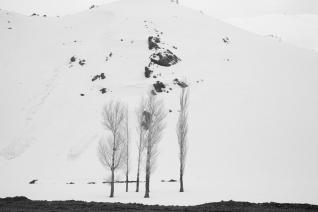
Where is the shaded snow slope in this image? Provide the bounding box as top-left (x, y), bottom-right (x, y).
top-left (0, 0), bottom-right (318, 205)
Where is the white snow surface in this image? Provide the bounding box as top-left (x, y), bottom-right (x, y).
top-left (227, 14), bottom-right (318, 52)
top-left (0, 0), bottom-right (318, 205)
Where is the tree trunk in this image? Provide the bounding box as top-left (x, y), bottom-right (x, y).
top-left (136, 128), bottom-right (143, 192)
top-left (110, 134), bottom-right (116, 198)
top-left (110, 168), bottom-right (115, 197)
top-left (136, 156), bottom-right (141, 192)
top-left (125, 171), bottom-right (129, 192)
top-left (179, 169), bottom-right (184, 192)
top-left (144, 146), bottom-right (151, 198)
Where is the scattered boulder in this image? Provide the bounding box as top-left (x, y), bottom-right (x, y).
top-left (80, 94), bottom-right (85, 96)
top-left (150, 49), bottom-right (180, 67)
top-left (173, 79), bottom-right (188, 88)
top-left (169, 109), bottom-right (173, 113)
top-left (222, 37), bottom-right (230, 44)
top-left (92, 73), bottom-right (106, 82)
top-left (153, 81), bottom-right (166, 93)
top-left (148, 36), bottom-right (160, 50)
top-left (29, 179), bottom-right (38, 184)
top-left (168, 179), bottom-right (177, 182)
top-left (70, 56), bottom-right (76, 63)
top-left (144, 66), bottom-right (153, 78)
top-left (100, 88), bottom-right (108, 94)
top-left (66, 182), bottom-right (75, 185)
top-left (79, 59), bottom-right (86, 66)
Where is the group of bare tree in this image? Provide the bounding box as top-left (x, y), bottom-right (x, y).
top-left (98, 87), bottom-right (189, 198)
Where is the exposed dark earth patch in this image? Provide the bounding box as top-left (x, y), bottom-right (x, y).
top-left (1, 197), bottom-right (317, 212)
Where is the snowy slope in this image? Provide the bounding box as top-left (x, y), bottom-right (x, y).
top-left (227, 14), bottom-right (318, 52)
top-left (1, 0), bottom-right (318, 205)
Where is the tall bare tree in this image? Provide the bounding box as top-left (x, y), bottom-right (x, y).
top-left (135, 99), bottom-right (147, 192)
top-left (124, 106), bottom-right (130, 192)
top-left (177, 87), bottom-right (189, 192)
top-left (98, 101), bottom-right (125, 198)
top-left (143, 93), bottom-right (167, 198)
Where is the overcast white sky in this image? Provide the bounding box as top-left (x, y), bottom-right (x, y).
top-left (0, 0), bottom-right (318, 18)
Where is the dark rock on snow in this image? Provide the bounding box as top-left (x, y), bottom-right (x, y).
top-left (29, 179), bottom-right (38, 184)
top-left (153, 81), bottom-right (166, 93)
top-left (100, 88), bottom-right (107, 94)
top-left (150, 49), bottom-right (180, 67)
top-left (144, 66), bottom-right (153, 78)
top-left (148, 36), bottom-right (161, 50)
top-left (92, 73), bottom-right (106, 82)
top-left (173, 78), bottom-right (188, 88)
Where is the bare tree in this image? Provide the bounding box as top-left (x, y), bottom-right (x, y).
top-left (135, 99), bottom-right (147, 192)
top-left (98, 101), bottom-right (126, 198)
top-left (177, 87), bottom-right (189, 192)
top-left (124, 106), bottom-right (130, 192)
top-left (143, 93), bottom-right (167, 198)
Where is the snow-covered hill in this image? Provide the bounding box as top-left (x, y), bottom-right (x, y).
top-left (227, 14), bottom-right (318, 52)
top-left (0, 0), bottom-right (318, 205)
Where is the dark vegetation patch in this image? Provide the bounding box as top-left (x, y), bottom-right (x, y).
top-left (153, 81), bottom-right (166, 93)
top-left (89, 5), bottom-right (96, 9)
top-left (1, 197), bottom-right (318, 212)
top-left (92, 73), bottom-right (106, 82)
top-left (173, 79), bottom-right (188, 88)
top-left (150, 49), bottom-right (180, 67)
top-left (80, 94), bottom-right (85, 97)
